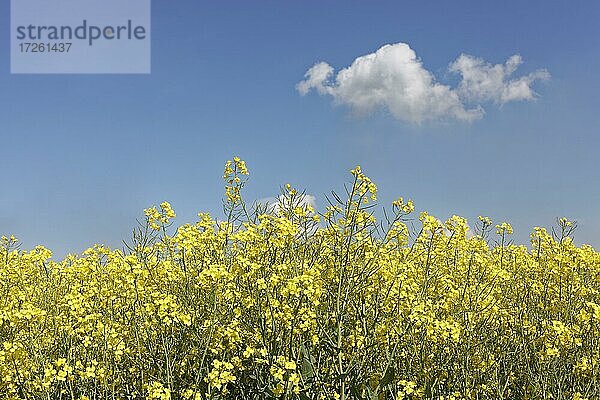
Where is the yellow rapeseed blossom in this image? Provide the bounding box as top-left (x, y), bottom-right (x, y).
top-left (0, 158), bottom-right (598, 399)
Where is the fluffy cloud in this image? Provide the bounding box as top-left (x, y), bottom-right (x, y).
top-left (296, 62), bottom-right (334, 96)
top-left (449, 54), bottom-right (550, 104)
top-left (262, 193), bottom-right (317, 215)
top-left (297, 43), bottom-right (549, 124)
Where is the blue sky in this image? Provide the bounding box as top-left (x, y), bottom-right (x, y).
top-left (1, 1), bottom-right (599, 257)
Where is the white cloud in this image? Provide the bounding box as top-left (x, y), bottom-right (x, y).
top-left (261, 194), bottom-right (317, 216)
top-left (297, 43), bottom-right (549, 124)
top-left (296, 62), bottom-right (334, 96)
top-left (449, 54), bottom-right (550, 104)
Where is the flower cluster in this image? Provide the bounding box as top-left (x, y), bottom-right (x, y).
top-left (1, 158), bottom-right (599, 399)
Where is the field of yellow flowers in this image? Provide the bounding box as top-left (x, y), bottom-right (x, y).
top-left (2, 158), bottom-right (600, 400)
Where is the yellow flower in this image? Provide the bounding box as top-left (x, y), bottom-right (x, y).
top-left (1, 159), bottom-right (599, 399)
